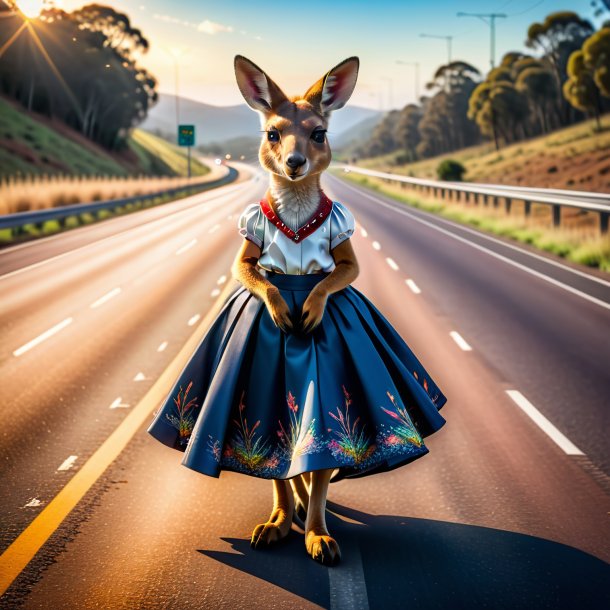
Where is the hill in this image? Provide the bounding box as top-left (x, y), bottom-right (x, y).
top-left (353, 115), bottom-right (610, 193)
top-left (0, 96), bottom-right (207, 179)
top-left (141, 93), bottom-right (382, 150)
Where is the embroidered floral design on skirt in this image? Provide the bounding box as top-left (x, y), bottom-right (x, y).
top-left (147, 271), bottom-right (448, 482)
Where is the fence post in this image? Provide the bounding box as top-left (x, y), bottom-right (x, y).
top-left (504, 197), bottom-right (512, 215)
top-left (600, 211), bottom-right (609, 235)
top-left (552, 204), bottom-right (561, 229)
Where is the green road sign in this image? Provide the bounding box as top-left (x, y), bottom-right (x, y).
top-left (178, 124), bottom-right (195, 147)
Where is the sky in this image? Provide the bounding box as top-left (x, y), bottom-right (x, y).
top-left (50, 0), bottom-right (606, 110)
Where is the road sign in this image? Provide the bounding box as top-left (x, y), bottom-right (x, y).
top-left (178, 125), bottom-right (195, 147)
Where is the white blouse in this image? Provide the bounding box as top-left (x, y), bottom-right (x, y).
top-left (238, 200), bottom-right (355, 275)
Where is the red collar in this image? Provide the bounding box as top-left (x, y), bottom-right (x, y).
top-left (259, 192), bottom-right (334, 243)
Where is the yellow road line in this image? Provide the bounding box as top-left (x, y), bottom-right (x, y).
top-left (0, 278), bottom-right (240, 596)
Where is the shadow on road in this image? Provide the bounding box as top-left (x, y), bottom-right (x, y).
top-left (198, 501), bottom-right (610, 610)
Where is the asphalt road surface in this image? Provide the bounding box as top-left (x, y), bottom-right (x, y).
top-left (1, 166), bottom-right (609, 609)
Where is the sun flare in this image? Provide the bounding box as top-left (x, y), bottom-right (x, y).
top-left (17, 0), bottom-right (45, 19)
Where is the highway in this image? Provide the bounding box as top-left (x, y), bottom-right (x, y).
top-left (0, 165), bottom-right (608, 609)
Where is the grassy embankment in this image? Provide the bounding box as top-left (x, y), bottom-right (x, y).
top-left (0, 97), bottom-right (212, 246)
top-left (349, 115), bottom-right (610, 193)
top-left (333, 117), bottom-right (610, 272)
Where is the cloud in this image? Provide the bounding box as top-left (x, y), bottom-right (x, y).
top-left (197, 19), bottom-right (234, 35)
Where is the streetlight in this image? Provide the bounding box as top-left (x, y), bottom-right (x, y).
top-left (419, 33), bottom-right (453, 64)
top-left (396, 60), bottom-right (420, 102)
top-left (456, 12), bottom-right (506, 69)
top-left (162, 45), bottom-right (189, 139)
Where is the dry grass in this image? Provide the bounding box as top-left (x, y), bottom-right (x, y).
top-left (354, 115), bottom-right (610, 193)
top-left (0, 173), bottom-right (211, 215)
top-left (334, 169), bottom-right (610, 272)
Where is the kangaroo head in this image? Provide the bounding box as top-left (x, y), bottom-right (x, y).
top-left (234, 55), bottom-right (359, 183)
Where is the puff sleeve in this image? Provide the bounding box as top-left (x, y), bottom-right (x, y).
top-left (329, 201), bottom-right (355, 250)
top-left (237, 203), bottom-right (264, 248)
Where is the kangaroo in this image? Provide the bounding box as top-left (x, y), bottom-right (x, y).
top-left (231, 55), bottom-right (360, 566)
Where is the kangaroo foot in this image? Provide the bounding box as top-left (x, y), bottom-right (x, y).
top-left (305, 527), bottom-right (341, 566)
top-left (251, 507), bottom-right (293, 549)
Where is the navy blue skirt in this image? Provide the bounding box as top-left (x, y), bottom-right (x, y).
top-left (147, 271), bottom-right (447, 483)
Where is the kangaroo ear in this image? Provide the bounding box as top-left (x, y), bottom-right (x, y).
top-left (304, 56), bottom-right (359, 116)
top-left (234, 55), bottom-right (289, 114)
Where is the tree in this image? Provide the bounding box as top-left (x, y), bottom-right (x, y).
top-left (396, 104), bottom-right (422, 161)
top-left (580, 27), bottom-right (610, 97)
top-left (526, 11), bottom-right (594, 124)
top-left (516, 67), bottom-right (557, 133)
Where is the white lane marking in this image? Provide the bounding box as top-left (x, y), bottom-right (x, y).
top-left (0, 180), bottom-right (252, 281)
top-left (386, 257), bottom-right (399, 271)
top-left (334, 174), bottom-right (610, 289)
top-left (57, 456), bottom-right (78, 471)
top-left (449, 330), bottom-right (472, 351)
top-left (217, 275), bottom-right (227, 285)
top-left (335, 178), bottom-right (610, 311)
top-left (372, 241), bottom-right (381, 251)
top-left (13, 317), bottom-right (73, 357)
top-left (506, 390), bottom-right (585, 455)
top-left (23, 498), bottom-right (42, 508)
top-left (360, 227), bottom-right (368, 238)
top-left (209, 224), bottom-right (220, 234)
top-left (109, 397), bottom-right (130, 409)
top-left (157, 341), bottom-right (168, 352)
top-left (405, 279), bottom-right (421, 294)
top-left (90, 287), bottom-right (121, 309)
top-left (188, 314), bottom-right (201, 326)
top-left (133, 372), bottom-right (150, 382)
top-left (176, 239), bottom-right (197, 255)
top-left (210, 288), bottom-right (221, 297)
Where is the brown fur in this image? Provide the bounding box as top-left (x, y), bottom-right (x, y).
top-left (232, 55), bottom-right (360, 566)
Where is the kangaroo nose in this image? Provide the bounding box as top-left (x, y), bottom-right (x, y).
top-left (286, 153), bottom-right (306, 169)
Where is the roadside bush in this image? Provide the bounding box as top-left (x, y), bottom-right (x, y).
top-left (437, 159), bottom-right (466, 181)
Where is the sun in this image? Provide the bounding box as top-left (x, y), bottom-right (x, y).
top-left (16, 0), bottom-right (45, 19)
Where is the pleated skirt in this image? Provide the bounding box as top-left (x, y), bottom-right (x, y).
top-left (147, 271), bottom-right (447, 483)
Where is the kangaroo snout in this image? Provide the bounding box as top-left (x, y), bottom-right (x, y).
top-left (285, 152), bottom-right (308, 180)
top-left (286, 152), bottom-right (306, 169)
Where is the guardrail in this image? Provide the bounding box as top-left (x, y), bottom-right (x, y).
top-left (0, 166), bottom-right (238, 234)
top-left (335, 164), bottom-right (610, 235)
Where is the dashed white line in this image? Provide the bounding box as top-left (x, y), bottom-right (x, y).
top-left (109, 397), bottom-right (130, 409)
top-left (386, 257), bottom-right (399, 271)
top-left (90, 287), bottom-right (121, 309)
top-left (372, 241), bottom-right (381, 251)
top-left (13, 317), bottom-right (73, 357)
top-left (449, 331), bottom-right (472, 351)
top-left (335, 176), bottom-right (610, 311)
top-left (506, 390), bottom-right (584, 455)
top-left (57, 456), bottom-right (78, 471)
top-left (217, 275), bottom-right (227, 285)
top-left (405, 279), bottom-right (421, 294)
top-left (188, 314), bottom-right (201, 326)
top-left (209, 224), bottom-right (221, 234)
top-left (23, 498), bottom-right (42, 508)
top-left (157, 341), bottom-right (168, 352)
top-left (133, 372), bottom-right (149, 382)
top-left (360, 227), bottom-right (368, 238)
top-left (176, 239), bottom-right (197, 255)
top-left (210, 288), bottom-right (221, 297)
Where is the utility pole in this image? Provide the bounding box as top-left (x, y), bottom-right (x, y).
top-left (419, 33), bottom-right (453, 64)
top-left (456, 12), bottom-right (507, 69)
top-left (396, 60), bottom-right (420, 102)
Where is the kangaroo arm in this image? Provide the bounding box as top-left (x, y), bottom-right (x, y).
top-left (309, 238), bottom-right (359, 298)
top-left (231, 239), bottom-right (279, 301)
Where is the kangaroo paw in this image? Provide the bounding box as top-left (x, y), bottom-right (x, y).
top-left (305, 530), bottom-right (341, 566)
top-left (251, 508), bottom-right (292, 549)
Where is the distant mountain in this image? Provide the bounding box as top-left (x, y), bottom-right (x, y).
top-left (141, 93), bottom-right (382, 149)
top-left (331, 113), bottom-right (386, 155)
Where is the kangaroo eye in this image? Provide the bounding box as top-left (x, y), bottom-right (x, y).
top-left (267, 130), bottom-right (280, 142)
top-left (311, 130), bottom-right (326, 144)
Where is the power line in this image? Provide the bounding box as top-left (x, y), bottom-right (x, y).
top-left (456, 12), bottom-right (507, 69)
